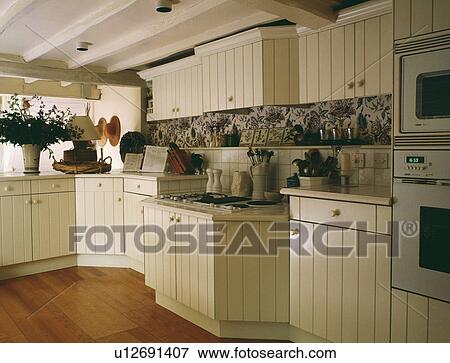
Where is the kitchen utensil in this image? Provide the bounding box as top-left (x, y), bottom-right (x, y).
top-left (249, 162), bottom-right (268, 200)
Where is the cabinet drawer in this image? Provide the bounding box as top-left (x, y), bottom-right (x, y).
top-left (124, 178), bottom-right (156, 195)
top-left (84, 178), bottom-right (115, 192)
top-left (0, 181), bottom-right (30, 196)
top-left (31, 178), bottom-right (74, 194)
top-left (300, 197), bottom-right (376, 232)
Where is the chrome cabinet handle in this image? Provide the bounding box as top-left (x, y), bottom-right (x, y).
top-left (331, 209), bottom-right (341, 217)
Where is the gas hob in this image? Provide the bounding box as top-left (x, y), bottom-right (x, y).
top-left (155, 193), bottom-right (252, 211)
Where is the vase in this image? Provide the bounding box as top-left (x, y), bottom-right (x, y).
top-left (22, 144), bottom-right (41, 173)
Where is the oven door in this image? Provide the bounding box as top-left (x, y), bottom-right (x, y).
top-left (401, 47), bottom-right (450, 133)
top-left (393, 179), bottom-right (450, 302)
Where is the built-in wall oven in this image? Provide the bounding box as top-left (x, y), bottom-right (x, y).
top-left (395, 31), bottom-right (450, 146)
top-left (393, 150), bottom-right (450, 302)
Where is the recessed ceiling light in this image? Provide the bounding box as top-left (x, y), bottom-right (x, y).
top-left (155, 0), bottom-right (172, 13)
top-left (76, 41), bottom-right (92, 52)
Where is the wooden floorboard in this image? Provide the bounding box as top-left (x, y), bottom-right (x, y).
top-left (0, 267), bottom-right (266, 343)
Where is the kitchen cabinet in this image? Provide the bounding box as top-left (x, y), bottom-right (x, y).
top-left (289, 196), bottom-right (391, 342)
top-left (123, 192), bottom-right (146, 270)
top-left (196, 26), bottom-right (299, 111)
top-left (298, 12), bottom-right (393, 101)
top-left (75, 178), bottom-right (124, 256)
top-left (144, 203), bottom-right (289, 322)
top-left (394, 0), bottom-right (450, 40)
top-left (139, 57), bottom-right (202, 121)
top-left (31, 192), bottom-right (76, 261)
top-left (0, 195), bottom-right (32, 266)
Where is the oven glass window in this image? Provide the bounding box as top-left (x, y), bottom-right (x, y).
top-left (416, 72), bottom-right (450, 118)
top-left (419, 206), bottom-right (450, 274)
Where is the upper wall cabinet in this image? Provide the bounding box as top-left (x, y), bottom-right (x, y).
top-left (195, 26), bottom-right (300, 112)
top-left (139, 57), bottom-right (202, 121)
top-left (297, 6), bottom-right (393, 103)
top-left (394, 0), bottom-right (450, 41)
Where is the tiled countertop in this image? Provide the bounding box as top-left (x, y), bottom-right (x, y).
top-left (280, 184), bottom-right (392, 206)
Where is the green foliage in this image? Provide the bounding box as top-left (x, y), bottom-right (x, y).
top-left (0, 94), bottom-right (83, 153)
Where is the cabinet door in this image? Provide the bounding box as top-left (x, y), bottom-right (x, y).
top-left (394, 0), bottom-right (411, 40)
top-left (124, 192), bottom-right (145, 263)
top-left (234, 46), bottom-right (244, 109)
top-left (202, 56), bottom-right (211, 112)
top-left (327, 226), bottom-right (343, 342)
top-left (380, 13), bottom-right (393, 94)
top-left (0, 195), bottom-right (32, 266)
top-left (299, 222), bottom-right (314, 333)
top-left (411, 0), bottom-right (432, 36)
top-left (243, 44), bottom-right (254, 107)
top-left (434, 0), bottom-right (450, 32)
top-left (342, 228), bottom-right (358, 342)
top-left (184, 67), bottom-right (192, 117)
top-left (299, 37), bottom-right (308, 103)
top-left (32, 192), bottom-right (75, 261)
top-left (355, 21), bottom-right (365, 97)
top-left (209, 53), bottom-right (219, 111)
top-left (217, 51), bottom-right (227, 110)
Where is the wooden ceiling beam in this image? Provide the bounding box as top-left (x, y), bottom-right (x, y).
top-left (67, 0), bottom-right (230, 69)
top-left (107, 10), bottom-right (278, 73)
top-left (0, 59), bottom-right (145, 87)
top-left (0, 0), bottom-right (38, 34)
top-left (234, 0), bottom-right (338, 29)
top-left (22, 0), bottom-right (137, 62)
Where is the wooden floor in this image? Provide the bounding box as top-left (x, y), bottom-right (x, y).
top-left (0, 267), bottom-right (258, 343)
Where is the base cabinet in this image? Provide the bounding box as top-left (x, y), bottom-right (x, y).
top-left (123, 192), bottom-right (147, 269)
top-left (32, 192), bottom-right (76, 261)
top-left (144, 205), bottom-right (290, 322)
top-left (0, 195), bottom-right (32, 266)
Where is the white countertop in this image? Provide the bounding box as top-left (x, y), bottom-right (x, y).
top-left (0, 171), bottom-right (207, 182)
top-left (280, 184), bottom-right (392, 206)
top-left (141, 197), bottom-right (289, 222)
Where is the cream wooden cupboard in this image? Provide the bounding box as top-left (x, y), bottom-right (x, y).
top-left (75, 177), bottom-right (124, 256)
top-left (298, 10), bottom-right (393, 102)
top-left (139, 57), bottom-right (203, 121)
top-left (289, 196), bottom-right (392, 342)
top-left (0, 178), bottom-right (76, 267)
top-left (143, 203), bottom-right (290, 323)
top-left (394, 0), bottom-right (450, 40)
top-left (196, 26), bottom-right (300, 111)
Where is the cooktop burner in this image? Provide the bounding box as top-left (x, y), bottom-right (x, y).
top-left (155, 193), bottom-right (254, 211)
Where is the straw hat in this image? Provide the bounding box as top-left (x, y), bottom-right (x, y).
top-left (95, 118), bottom-right (107, 147)
top-left (105, 115), bottom-right (121, 146)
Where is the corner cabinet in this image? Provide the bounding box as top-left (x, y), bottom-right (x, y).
top-left (298, 10), bottom-right (393, 102)
top-left (138, 57), bottom-right (203, 121)
top-left (289, 196), bottom-right (392, 342)
top-left (196, 26), bottom-right (300, 111)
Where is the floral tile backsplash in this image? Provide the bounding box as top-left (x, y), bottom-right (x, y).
top-left (147, 94), bottom-right (392, 147)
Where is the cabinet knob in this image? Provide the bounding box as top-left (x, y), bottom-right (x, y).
top-left (172, 107), bottom-right (175, 113)
top-left (357, 79), bottom-right (365, 87)
top-left (331, 209), bottom-right (341, 217)
top-left (176, 107), bottom-right (180, 112)
top-left (140, 208), bottom-right (144, 215)
top-left (51, 183), bottom-right (58, 188)
top-left (169, 216), bottom-right (175, 222)
top-left (32, 200), bottom-right (39, 205)
top-left (137, 184), bottom-right (141, 189)
top-left (98, 183), bottom-right (102, 187)
top-left (117, 197), bottom-right (122, 202)
top-left (4, 186), bottom-right (10, 192)
top-left (25, 200), bottom-right (31, 205)
top-left (228, 95), bottom-right (234, 102)
top-left (175, 216), bottom-right (181, 223)
top-left (291, 228), bottom-right (300, 236)
top-left (347, 81), bottom-right (355, 89)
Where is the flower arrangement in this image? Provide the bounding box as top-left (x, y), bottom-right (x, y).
top-left (0, 94), bottom-right (82, 154)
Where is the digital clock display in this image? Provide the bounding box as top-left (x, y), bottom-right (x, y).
top-left (406, 156), bottom-right (425, 164)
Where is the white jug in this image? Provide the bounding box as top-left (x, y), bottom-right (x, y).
top-left (250, 162), bottom-right (269, 200)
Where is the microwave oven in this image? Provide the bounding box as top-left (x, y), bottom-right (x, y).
top-left (401, 46), bottom-right (450, 133)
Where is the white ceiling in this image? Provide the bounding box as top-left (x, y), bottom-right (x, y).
top-left (0, 0), bottom-right (342, 74)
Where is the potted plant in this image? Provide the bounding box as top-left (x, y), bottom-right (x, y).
top-left (0, 94), bottom-right (82, 173)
